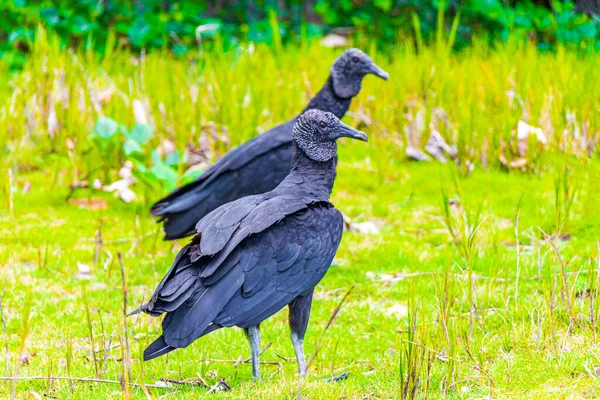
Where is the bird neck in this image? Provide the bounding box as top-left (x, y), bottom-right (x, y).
top-left (303, 76), bottom-right (352, 119)
top-left (279, 144), bottom-right (337, 200)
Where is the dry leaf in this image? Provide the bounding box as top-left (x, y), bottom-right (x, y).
top-left (406, 146), bottom-right (430, 161)
top-left (68, 198), bottom-right (108, 210)
top-left (367, 271), bottom-right (434, 282)
top-left (518, 120), bottom-right (547, 146)
top-left (425, 130), bottom-right (455, 162)
top-left (185, 162), bottom-right (209, 175)
top-left (321, 34), bottom-right (347, 48)
top-left (47, 101), bottom-right (59, 138)
top-left (20, 353), bottom-right (30, 365)
top-left (65, 137), bottom-right (75, 152)
top-left (104, 178), bottom-right (137, 203)
top-left (118, 187), bottom-right (136, 203)
top-left (350, 221), bottom-right (380, 235)
top-left (156, 139), bottom-right (176, 158)
top-left (386, 304), bottom-right (409, 318)
top-left (133, 99), bottom-right (148, 124)
top-left (343, 214), bottom-right (381, 235)
top-left (119, 161), bottom-right (134, 180)
top-left (499, 153), bottom-right (528, 169)
top-left (75, 262), bottom-right (92, 280)
top-left (22, 181), bottom-right (31, 195)
top-left (96, 87), bottom-right (115, 104)
top-left (27, 391), bottom-right (43, 400)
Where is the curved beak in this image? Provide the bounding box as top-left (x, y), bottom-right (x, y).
top-left (336, 122), bottom-right (368, 142)
top-left (368, 62), bottom-right (389, 80)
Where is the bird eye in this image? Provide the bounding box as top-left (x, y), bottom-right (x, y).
top-left (319, 121), bottom-right (327, 129)
top-left (352, 56), bottom-right (359, 63)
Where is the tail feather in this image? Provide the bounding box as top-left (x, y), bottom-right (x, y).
top-left (144, 324), bottom-right (223, 362)
top-left (143, 335), bottom-right (177, 361)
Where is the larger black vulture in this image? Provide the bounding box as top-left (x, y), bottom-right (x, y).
top-left (132, 109), bottom-right (368, 378)
top-left (151, 48), bottom-right (387, 240)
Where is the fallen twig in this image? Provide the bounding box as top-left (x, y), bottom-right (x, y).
top-left (0, 376), bottom-right (176, 389)
top-left (164, 378), bottom-right (208, 388)
top-left (325, 372), bottom-right (349, 382)
top-left (207, 378), bottom-right (231, 393)
top-left (275, 353), bottom-right (294, 363)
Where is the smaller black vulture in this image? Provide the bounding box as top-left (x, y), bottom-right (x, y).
top-left (151, 48), bottom-right (387, 240)
top-left (131, 109), bottom-right (368, 378)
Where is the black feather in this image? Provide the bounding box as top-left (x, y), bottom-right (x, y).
top-left (135, 109), bottom-right (365, 364)
top-left (151, 77), bottom-right (353, 241)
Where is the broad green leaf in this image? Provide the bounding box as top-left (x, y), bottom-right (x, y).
top-left (165, 150), bottom-right (181, 167)
top-left (8, 28), bottom-right (33, 45)
top-left (150, 163), bottom-right (178, 183)
top-left (40, 7), bottom-right (60, 27)
top-left (123, 139), bottom-right (143, 156)
top-left (577, 22), bottom-right (597, 39)
top-left (130, 123), bottom-right (153, 144)
top-left (374, 0), bottom-right (392, 12)
top-left (131, 159), bottom-right (149, 174)
top-left (71, 15), bottom-right (94, 35)
top-left (95, 117), bottom-right (118, 140)
top-left (129, 18), bottom-right (151, 48)
top-left (151, 150), bottom-right (162, 166)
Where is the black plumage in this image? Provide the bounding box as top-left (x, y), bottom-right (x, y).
top-left (132, 109), bottom-right (368, 378)
top-left (151, 48), bottom-right (388, 240)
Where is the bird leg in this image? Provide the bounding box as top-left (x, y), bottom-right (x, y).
top-left (291, 331), bottom-right (308, 377)
top-left (245, 325), bottom-right (261, 379)
top-left (288, 290), bottom-right (314, 377)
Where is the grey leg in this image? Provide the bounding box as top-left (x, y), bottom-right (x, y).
top-left (289, 290), bottom-right (314, 377)
top-left (291, 331), bottom-right (308, 377)
top-left (245, 326), bottom-right (261, 379)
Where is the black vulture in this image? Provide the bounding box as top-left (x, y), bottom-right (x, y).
top-left (151, 48), bottom-right (387, 240)
top-left (131, 109), bottom-right (368, 378)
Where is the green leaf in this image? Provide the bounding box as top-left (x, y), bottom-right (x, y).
top-left (129, 18), bottom-right (151, 48)
top-left (71, 15), bottom-right (94, 35)
top-left (374, 0), bottom-right (392, 12)
top-left (577, 22), bottom-right (597, 39)
top-left (165, 150), bottom-right (181, 167)
top-left (40, 7), bottom-right (60, 27)
top-left (118, 124), bottom-right (129, 136)
top-left (150, 163), bottom-right (178, 183)
top-left (182, 168), bottom-right (204, 184)
top-left (123, 139), bottom-right (143, 156)
top-left (131, 160), bottom-right (149, 174)
top-left (151, 150), bottom-right (162, 166)
top-left (8, 28), bottom-right (33, 45)
top-left (130, 123), bottom-right (152, 144)
top-left (95, 117), bottom-right (118, 140)
top-left (172, 44), bottom-right (189, 56)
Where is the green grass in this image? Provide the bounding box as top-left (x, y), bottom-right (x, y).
top-left (0, 31), bottom-right (600, 398)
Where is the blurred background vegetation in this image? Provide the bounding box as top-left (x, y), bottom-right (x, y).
top-left (2, 0), bottom-right (600, 69)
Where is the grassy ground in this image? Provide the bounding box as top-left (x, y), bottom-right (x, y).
top-left (0, 33), bottom-right (600, 398)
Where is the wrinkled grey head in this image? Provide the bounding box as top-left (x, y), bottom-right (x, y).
top-left (330, 48), bottom-right (389, 99)
top-left (293, 109), bottom-right (368, 162)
